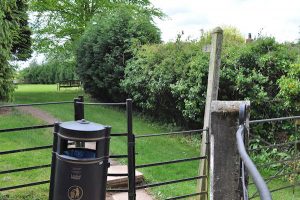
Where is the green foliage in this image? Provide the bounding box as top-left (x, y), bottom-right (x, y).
top-left (76, 7), bottom-right (161, 101)
top-left (122, 41), bottom-right (209, 125)
top-left (0, 0), bottom-right (32, 101)
top-left (221, 38), bottom-right (298, 118)
top-left (278, 63), bottom-right (300, 108)
top-left (11, 0), bottom-right (32, 60)
top-left (122, 28), bottom-right (300, 130)
top-left (29, 0), bottom-right (163, 54)
top-left (20, 58), bottom-right (77, 84)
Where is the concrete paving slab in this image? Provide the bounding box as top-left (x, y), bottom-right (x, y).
top-left (107, 165), bottom-right (144, 188)
top-left (112, 190), bottom-right (154, 200)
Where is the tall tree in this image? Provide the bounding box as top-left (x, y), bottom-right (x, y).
top-left (76, 6), bottom-right (161, 101)
top-left (0, 0), bottom-right (32, 101)
top-left (29, 0), bottom-right (163, 54)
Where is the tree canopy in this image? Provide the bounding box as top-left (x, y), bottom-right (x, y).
top-left (76, 6), bottom-right (161, 101)
top-left (0, 0), bottom-right (32, 101)
top-left (29, 0), bottom-right (163, 54)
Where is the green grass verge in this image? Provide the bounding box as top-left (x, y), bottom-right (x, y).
top-left (1, 84), bottom-right (298, 199)
top-left (0, 84), bottom-right (201, 199)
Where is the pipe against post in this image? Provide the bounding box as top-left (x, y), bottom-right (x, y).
top-left (209, 101), bottom-right (250, 200)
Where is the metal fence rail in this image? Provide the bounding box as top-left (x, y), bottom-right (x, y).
top-left (250, 116), bottom-right (300, 124)
top-left (135, 129), bottom-right (207, 138)
top-left (127, 115), bottom-right (209, 200)
top-left (0, 96), bottom-right (129, 193)
top-left (0, 97), bottom-right (208, 200)
top-left (249, 114), bottom-right (300, 199)
top-left (0, 101), bottom-right (73, 109)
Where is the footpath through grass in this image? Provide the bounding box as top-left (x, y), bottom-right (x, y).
top-left (0, 84), bottom-right (201, 199)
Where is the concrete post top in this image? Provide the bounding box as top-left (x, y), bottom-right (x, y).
top-left (212, 27), bottom-right (223, 34)
top-left (211, 101), bottom-right (250, 113)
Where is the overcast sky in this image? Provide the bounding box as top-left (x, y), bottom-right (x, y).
top-left (151, 0), bottom-right (300, 42)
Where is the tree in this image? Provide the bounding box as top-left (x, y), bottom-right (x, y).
top-left (29, 0), bottom-right (163, 54)
top-left (76, 6), bottom-right (161, 101)
top-left (0, 0), bottom-right (32, 101)
top-left (19, 55), bottom-right (77, 84)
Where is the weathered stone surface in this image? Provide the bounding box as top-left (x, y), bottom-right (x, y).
top-left (107, 165), bottom-right (144, 188)
top-left (112, 190), bottom-right (153, 200)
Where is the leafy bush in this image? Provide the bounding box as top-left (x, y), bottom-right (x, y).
top-left (122, 29), bottom-right (300, 130)
top-left (76, 6), bottom-right (161, 101)
top-left (122, 41), bottom-right (209, 126)
top-left (278, 63), bottom-right (300, 107)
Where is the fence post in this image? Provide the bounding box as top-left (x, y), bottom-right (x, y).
top-left (197, 27), bottom-right (223, 200)
top-left (49, 122), bottom-right (60, 200)
top-left (209, 101), bottom-right (250, 200)
top-left (126, 99), bottom-right (136, 200)
top-left (74, 96), bottom-right (85, 147)
top-left (74, 96), bottom-right (84, 120)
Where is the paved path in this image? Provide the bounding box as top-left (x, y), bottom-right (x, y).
top-left (17, 106), bottom-right (154, 200)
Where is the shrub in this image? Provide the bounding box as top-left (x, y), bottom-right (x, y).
top-left (76, 6), bottom-right (161, 101)
top-left (122, 29), bottom-right (300, 131)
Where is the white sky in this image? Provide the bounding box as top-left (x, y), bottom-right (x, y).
top-left (151, 0), bottom-right (300, 42)
top-left (19, 0), bottom-right (299, 69)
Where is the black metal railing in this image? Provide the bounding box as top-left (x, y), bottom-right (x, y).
top-left (248, 114), bottom-right (300, 199)
top-left (132, 132), bottom-right (208, 199)
top-left (236, 104), bottom-right (272, 200)
top-left (0, 97), bottom-right (208, 200)
top-left (0, 96), bottom-right (128, 193)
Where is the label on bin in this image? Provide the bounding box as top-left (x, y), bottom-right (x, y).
top-left (71, 167), bottom-right (82, 180)
top-left (68, 185), bottom-right (83, 200)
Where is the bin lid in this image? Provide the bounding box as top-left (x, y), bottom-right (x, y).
top-left (58, 119), bottom-right (108, 140)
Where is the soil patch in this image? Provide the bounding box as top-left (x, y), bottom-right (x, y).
top-left (0, 108), bottom-right (12, 115)
top-left (16, 106), bottom-right (59, 124)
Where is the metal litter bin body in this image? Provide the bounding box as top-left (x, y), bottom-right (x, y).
top-left (49, 120), bottom-right (110, 200)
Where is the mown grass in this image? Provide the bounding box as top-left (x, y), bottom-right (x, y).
top-left (0, 109), bottom-right (51, 200)
top-left (1, 84), bottom-right (298, 199)
top-left (0, 84), bottom-right (201, 199)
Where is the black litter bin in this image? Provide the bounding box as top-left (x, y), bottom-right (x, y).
top-left (49, 119), bottom-right (111, 200)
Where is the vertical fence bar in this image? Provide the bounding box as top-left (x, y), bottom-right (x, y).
top-left (49, 122), bottom-right (60, 200)
top-left (74, 96), bottom-right (84, 120)
top-left (74, 96), bottom-right (85, 147)
top-left (127, 99), bottom-right (136, 200)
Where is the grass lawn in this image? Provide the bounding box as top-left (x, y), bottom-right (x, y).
top-left (0, 84), bottom-right (298, 199)
top-left (0, 84), bottom-right (202, 199)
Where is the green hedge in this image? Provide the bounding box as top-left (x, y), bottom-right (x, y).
top-left (20, 60), bottom-right (77, 84)
top-left (122, 33), bottom-right (300, 131)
